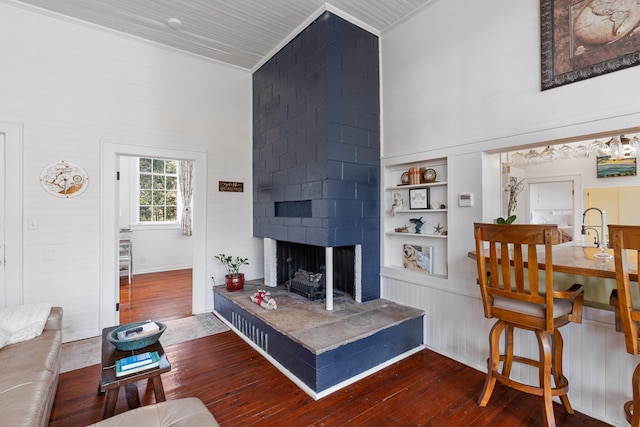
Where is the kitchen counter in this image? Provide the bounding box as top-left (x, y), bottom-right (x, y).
top-left (468, 242), bottom-right (638, 309)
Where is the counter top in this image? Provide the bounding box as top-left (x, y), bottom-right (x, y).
top-left (468, 243), bottom-right (638, 282)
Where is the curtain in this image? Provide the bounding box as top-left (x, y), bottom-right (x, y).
top-left (178, 160), bottom-right (194, 236)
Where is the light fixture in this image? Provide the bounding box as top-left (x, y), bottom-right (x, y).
top-left (525, 149), bottom-right (542, 164)
top-left (167, 17), bottom-right (183, 30)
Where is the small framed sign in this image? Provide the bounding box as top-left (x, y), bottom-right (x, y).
top-left (409, 188), bottom-right (429, 209)
top-left (218, 181), bottom-right (244, 192)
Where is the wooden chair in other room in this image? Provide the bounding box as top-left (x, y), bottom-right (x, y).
top-left (473, 223), bottom-right (584, 427)
top-left (609, 224), bottom-right (640, 426)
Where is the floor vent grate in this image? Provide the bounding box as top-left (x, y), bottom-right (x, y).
top-left (231, 311), bottom-right (268, 352)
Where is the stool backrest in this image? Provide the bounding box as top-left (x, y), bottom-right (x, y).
top-left (609, 224), bottom-right (640, 355)
top-left (474, 223), bottom-right (559, 332)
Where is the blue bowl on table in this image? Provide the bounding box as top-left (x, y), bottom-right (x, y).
top-left (107, 320), bottom-right (167, 351)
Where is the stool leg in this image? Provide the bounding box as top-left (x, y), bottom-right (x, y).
top-left (502, 324), bottom-right (515, 377)
top-left (536, 329), bottom-right (556, 427)
top-left (552, 329), bottom-right (573, 414)
top-left (629, 362), bottom-right (640, 427)
top-left (478, 320), bottom-right (506, 407)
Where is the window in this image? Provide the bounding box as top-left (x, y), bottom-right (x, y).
top-left (138, 158), bottom-right (179, 223)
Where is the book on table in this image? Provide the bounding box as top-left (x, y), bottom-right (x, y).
top-left (115, 351), bottom-right (160, 377)
top-left (116, 320), bottom-right (160, 340)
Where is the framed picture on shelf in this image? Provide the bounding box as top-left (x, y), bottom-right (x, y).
top-left (402, 244), bottom-right (433, 274)
top-left (409, 188), bottom-right (429, 209)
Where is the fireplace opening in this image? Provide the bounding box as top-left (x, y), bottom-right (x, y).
top-left (276, 241), bottom-right (355, 300)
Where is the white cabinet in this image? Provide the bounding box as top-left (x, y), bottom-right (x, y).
top-left (382, 158), bottom-right (448, 279)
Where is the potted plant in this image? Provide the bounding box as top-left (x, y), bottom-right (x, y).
top-left (214, 253), bottom-right (249, 291)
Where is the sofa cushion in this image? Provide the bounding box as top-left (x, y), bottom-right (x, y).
top-left (0, 328), bottom-right (10, 349)
top-left (0, 303), bottom-right (52, 345)
top-left (87, 397), bottom-right (219, 427)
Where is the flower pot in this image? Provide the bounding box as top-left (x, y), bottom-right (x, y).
top-left (225, 273), bottom-right (245, 291)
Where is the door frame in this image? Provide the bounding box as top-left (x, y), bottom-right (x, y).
top-left (0, 122), bottom-right (23, 307)
top-left (100, 141), bottom-right (207, 328)
top-left (523, 174), bottom-right (582, 239)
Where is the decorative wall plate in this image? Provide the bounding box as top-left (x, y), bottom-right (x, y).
top-left (40, 161), bottom-right (89, 198)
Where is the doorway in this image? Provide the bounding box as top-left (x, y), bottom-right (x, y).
top-left (523, 175), bottom-right (581, 243)
top-left (0, 123), bottom-right (23, 308)
top-left (117, 154), bottom-right (195, 322)
top-left (100, 142), bottom-right (207, 329)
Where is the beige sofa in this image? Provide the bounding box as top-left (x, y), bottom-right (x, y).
top-left (0, 306), bottom-right (63, 427)
top-left (87, 397), bottom-right (219, 427)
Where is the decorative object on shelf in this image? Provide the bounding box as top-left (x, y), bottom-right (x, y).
top-left (214, 253), bottom-right (249, 291)
top-left (409, 188), bottom-right (429, 209)
top-left (391, 192), bottom-right (403, 216)
top-left (40, 160), bottom-right (89, 198)
top-left (394, 226), bottom-right (409, 233)
top-left (408, 167), bottom-right (421, 185)
top-left (409, 217), bottom-right (425, 234)
top-left (422, 168), bottom-right (437, 183)
top-left (402, 244), bottom-right (433, 274)
top-left (431, 201), bottom-right (445, 210)
top-left (540, 0), bottom-right (640, 90)
top-left (400, 171), bottom-right (410, 185)
top-left (433, 222), bottom-right (445, 235)
top-left (597, 156), bottom-right (637, 178)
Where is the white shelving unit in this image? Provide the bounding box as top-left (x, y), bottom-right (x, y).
top-left (382, 158), bottom-right (449, 279)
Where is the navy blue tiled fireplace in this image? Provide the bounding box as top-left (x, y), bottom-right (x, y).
top-left (213, 11), bottom-right (423, 399)
top-left (252, 11), bottom-right (380, 301)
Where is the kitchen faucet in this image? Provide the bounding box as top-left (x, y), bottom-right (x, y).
top-left (581, 207), bottom-right (612, 258)
top-left (581, 226), bottom-right (600, 247)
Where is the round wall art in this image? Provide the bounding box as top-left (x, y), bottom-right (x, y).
top-left (40, 161), bottom-right (89, 198)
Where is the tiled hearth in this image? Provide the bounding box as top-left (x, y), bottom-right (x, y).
top-left (213, 282), bottom-right (424, 399)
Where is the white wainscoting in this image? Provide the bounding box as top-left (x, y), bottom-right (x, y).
top-left (382, 275), bottom-right (634, 426)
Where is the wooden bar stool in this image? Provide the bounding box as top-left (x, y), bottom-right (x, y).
top-left (608, 224), bottom-right (640, 426)
top-left (474, 223), bottom-right (584, 427)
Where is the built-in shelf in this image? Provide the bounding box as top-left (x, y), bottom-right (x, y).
top-left (382, 158), bottom-right (449, 278)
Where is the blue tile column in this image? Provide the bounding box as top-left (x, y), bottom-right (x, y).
top-left (253, 12), bottom-right (380, 300)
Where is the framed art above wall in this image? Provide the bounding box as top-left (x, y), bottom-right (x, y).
top-left (540, 0), bottom-right (640, 90)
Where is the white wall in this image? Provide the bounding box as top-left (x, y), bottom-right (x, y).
top-left (0, 2), bottom-right (262, 341)
top-left (381, 1), bottom-right (640, 425)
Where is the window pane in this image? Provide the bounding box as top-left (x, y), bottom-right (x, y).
top-left (152, 206), bottom-right (165, 221)
top-left (166, 190), bottom-right (177, 205)
top-left (153, 175), bottom-right (165, 189)
top-left (153, 190), bottom-right (166, 205)
top-left (165, 161), bottom-right (177, 174)
top-left (153, 159), bottom-right (165, 173)
top-left (166, 206), bottom-right (177, 221)
top-left (140, 158), bottom-right (152, 173)
top-left (139, 206), bottom-right (152, 221)
top-left (139, 174), bottom-right (152, 189)
top-left (139, 190), bottom-right (152, 205)
top-left (166, 176), bottom-right (177, 190)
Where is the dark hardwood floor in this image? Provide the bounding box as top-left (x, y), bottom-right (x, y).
top-left (48, 270), bottom-right (610, 426)
top-left (118, 268), bottom-right (193, 324)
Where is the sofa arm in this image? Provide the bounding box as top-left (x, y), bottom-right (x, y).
top-left (45, 307), bottom-right (63, 331)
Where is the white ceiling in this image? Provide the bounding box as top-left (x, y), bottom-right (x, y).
top-left (8, 0), bottom-right (433, 70)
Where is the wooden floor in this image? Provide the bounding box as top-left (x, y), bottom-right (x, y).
top-left (48, 270), bottom-right (611, 427)
top-left (118, 268), bottom-right (193, 324)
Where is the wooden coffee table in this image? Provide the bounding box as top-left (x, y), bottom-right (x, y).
top-left (99, 326), bottom-right (171, 419)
